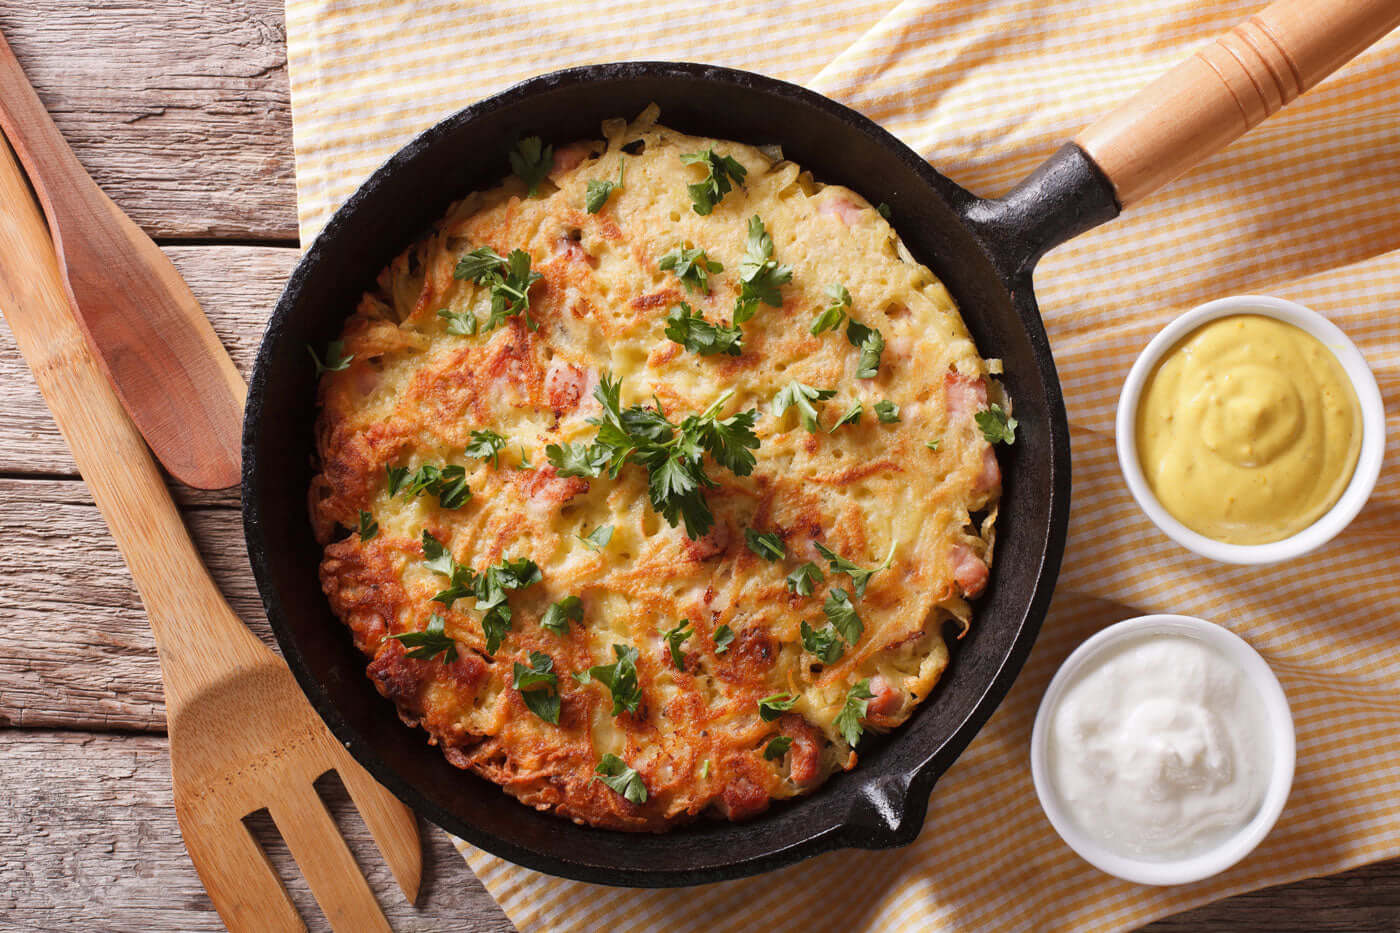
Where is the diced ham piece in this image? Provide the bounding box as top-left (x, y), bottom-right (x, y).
top-left (682, 521), bottom-right (731, 561)
top-left (780, 714), bottom-right (823, 788)
top-left (945, 371), bottom-right (989, 420)
top-left (553, 235), bottom-right (596, 268)
top-left (713, 774), bottom-right (768, 820)
top-left (865, 675), bottom-right (903, 721)
top-left (951, 544), bottom-right (990, 598)
top-left (544, 359), bottom-right (589, 414)
top-left (548, 141), bottom-right (594, 179)
top-left (977, 445), bottom-right (1002, 493)
top-left (818, 193), bottom-right (866, 226)
top-left (522, 466), bottom-right (588, 505)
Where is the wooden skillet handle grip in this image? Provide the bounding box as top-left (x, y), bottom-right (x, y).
top-left (1074, 0), bottom-right (1400, 208)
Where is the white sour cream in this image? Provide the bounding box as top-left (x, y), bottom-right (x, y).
top-left (1046, 632), bottom-right (1272, 860)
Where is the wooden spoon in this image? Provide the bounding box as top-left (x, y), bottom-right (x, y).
top-left (0, 28), bottom-right (245, 490)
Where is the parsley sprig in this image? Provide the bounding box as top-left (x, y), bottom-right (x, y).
top-left (810, 284), bottom-right (851, 335)
top-left (835, 679), bottom-right (875, 747)
top-left (829, 401), bottom-right (862, 432)
top-left (976, 404), bottom-right (1018, 445)
top-left (874, 400), bottom-right (900, 423)
top-left (786, 562), bottom-right (825, 596)
top-left (308, 339), bottom-right (353, 375)
top-left (387, 463), bottom-right (471, 509)
top-left (745, 529), bottom-right (785, 562)
top-left (847, 319), bottom-right (885, 379)
top-left (764, 735), bottom-right (793, 761)
top-left (512, 651), bottom-right (561, 724)
top-left (388, 612), bottom-right (457, 662)
top-left (734, 215), bottom-right (792, 323)
top-left (663, 620), bottom-right (693, 671)
top-left (771, 381), bottom-right (836, 433)
top-left (585, 160), bottom-right (624, 213)
top-left (541, 596), bottom-right (583, 635)
top-left (356, 510), bottom-right (378, 542)
top-left (464, 429), bottom-right (507, 468)
top-left (510, 136), bottom-right (553, 197)
top-left (758, 693), bottom-right (796, 721)
top-left (680, 147), bottom-right (746, 215)
top-left (814, 540), bottom-right (895, 598)
top-left (577, 524), bottom-right (614, 552)
top-left (659, 245), bottom-right (723, 294)
top-left (420, 530), bottom-right (541, 654)
top-left (595, 753), bottom-right (647, 804)
top-left (800, 620), bottom-right (844, 664)
top-left (665, 303), bottom-right (743, 357)
top-left (823, 587), bottom-right (863, 646)
top-left (575, 644), bottom-right (642, 715)
top-left (452, 247), bottom-right (544, 331)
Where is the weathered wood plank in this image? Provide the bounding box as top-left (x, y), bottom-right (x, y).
top-left (0, 244), bottom-right (296, 478)
top-left (0, 730), bottom-right (514, 932)
top-left (0, 0), bottom-right (296, 240)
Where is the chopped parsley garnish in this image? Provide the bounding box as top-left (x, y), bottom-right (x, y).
top-left (758, 693), bottom-right (796, 722)
top-left (847, 319), bottom-right (885, 379)
top-left (356, 510), bottom-right (378, 541)
top-left (680, 147), bottom-right (747, 215)
top-left (388, 613), bottom-right (457, 662)
top-left (308, 339), bottom-right (352, 375)
top-left (663, 620), bottom-right (693, 671)
top-left (763, 735), bottom-right (793, 761)
top-left (454, 245), bottom-right (507, 281)
top-left (976, 404), bottom-right (1018, 445)
top-left (516, 445), bottom-right (533, 470)
top-left (575, 644), bottom-right (642, 715)
top-left (814, 540), bottom-right (895, 598)
top-left (823, 587), bottom-right (864, 646)
top-left (541, 595), bottom-right (583, 635)
top-left (420, 531), bottom-right (540, 654)
top-left (734, 215), bottom-right (792, 323)
top-left (800, 620), bottom-right (845, 664)
top-left (771, 381), bottom-right (836, 433)
top-left (578, 524), bottom-right (614, 551)
top-left (698, 759), bottom-right (711, 779)
top-left (665, 303), bottom-right (743, 357)
top-left (810, 283), bottom-right (851, 335)
top-left (828, 401), bottom-right (862, 432)
top-left (386, 465), bottom-right (410, 497)
top-left (713, 624), bottom-right (735, 654)
top-left (594, 753), bottom-right (647, 804)
top-left (925, 439), bottom-right (942, 451)
top-left (546, 441), bottom-right (611, 478)
top-left (512, 651), bottom-right (560, 724)
top-left (786, 562), bottom-right (825, 596)
top-left (835, 678), bottom-right (874, 747)
top-left (744, 529), bottom-right (785, 561)
top-left (874, 400), bottom-right (900, 423)
top-left (454, 247), bottom-right (544, 332)
top-left (509, 136), bottom-right (553, 197)
top-left (658, 245), bottom-right (723, 293)
top-left (875, 202), bottom-right (891, 220)
top-left (464, 429), bottom-right (507, 467)
top-left (394, 463), bottom-right (471, 509)
top-left (438, 307), bottom-right (478, 336)
top-left (585, 160), bottom-right (624, 213)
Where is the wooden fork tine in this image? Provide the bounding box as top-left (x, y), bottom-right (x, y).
top-left (270, 783), bottom-right (392, 933)
top-left (330, 745), bottom-right (423, 903)
top-left (178, 812), bottom-right (305, 933)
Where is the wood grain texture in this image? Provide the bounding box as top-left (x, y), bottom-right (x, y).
top-left (0, 731), bottom-right (513, 933)
top-left (0, 0), bottom-right (296, 241)
top-left (0, 244), bottom-right (295, 478)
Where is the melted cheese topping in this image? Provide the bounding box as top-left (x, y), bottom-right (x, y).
top-left (311, 108), bottom-right (1004, 830)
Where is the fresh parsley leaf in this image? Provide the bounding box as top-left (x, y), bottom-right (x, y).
top-left (356, 510), bottom-right (378, 541)
top-left (420, 529), bottom-right (454, 575)
top-left (810, 283), bottom-right (851, 335)
top-left (734, 215), bottom-right (792, 323)
top-left (874, 400), bottom-right (900, 423)
top-left (658, 246), bottom-right (723, 294)
top-left (386, 465), bottom-right (410, 497)
top-left (541, 595), bottom-right (583, 635)
top-left (744, 528), bottom-right (785, 561)
top-left (422, 530), bottom-right (477, 607)
top-left (578, 524), bottom-right (614, 552)
top-left (388, 613), bottom-right (457, 662)
top-left (512, 651), bottom-right (561, 723)
top-left (594, 753), bottom-right (647, 804)
top-left (713, 624), bottom-right (734, 655)
top-left (546, 441), bottom-right (610, 478)
top-left (436, 465), bottom-right (471, 509)
top-left (771, 381), bottom-right (836, 433)
top-left (800, 620), bottom-right (845, 664)
top-left (976, 404), bottom-right (1018, 445)
top-left (395, 463), bottom-right (471, 509)
top-left (438, 307), bottom-right (478, 335)
top-left (308, 339), bottom-right (352, 375)
top-left (680, 147), bottom-right (746, 215)
top-left (925, 438), bottom-right (942, 451)
top-left (465, 429), bottom-right (507, 468)
top-left (509, 136), bottom-right (553, 197)
top-left (763, 735), bottom-right (793, 761)
top-left (665, 303), bottom-right (743, 357)
top-left (847, 320), bottom-right (885, 379)
top-left (814, 541), bottom-right (895, 599)
top-left (758, 692), bottom-right (796, 722)
top-left (484, 249), bottom-right (544, 332)
top-left (480, 605), bottom-right (512, 655)
top-left (464, 556), bottom-right (541, 654)
top-left (663, 620), bottom-right (693, 670)
top-left (835, 678), bottom-right (875, 747)
top-left (516, 445), bottom-right (533, 470)
top-left (828, 401), bottom-right (862, 432)
top-left (823, 587), bottom-right (864, 646)
top-left (585, 160), bottom-right (624, 213)
top-left (875, 202), bottom-right (892, 220)
top-left (577, 644), bottom-right (642, 715)
top-left (453, 246), bottom-right (507, 282)
top-left (698, 759), bottom-right (711, 779)
top-left (786, 562), bottom-right (825, 596)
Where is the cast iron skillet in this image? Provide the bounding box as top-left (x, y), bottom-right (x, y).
top-left (242, 1), bottom-right (1395, 887)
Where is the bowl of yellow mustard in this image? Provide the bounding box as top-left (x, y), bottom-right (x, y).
top-left (1117, 295), bottom-right (1385, 564)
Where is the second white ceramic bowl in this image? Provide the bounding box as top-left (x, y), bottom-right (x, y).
top-left (1116, 295), bottom-right (1385, 564)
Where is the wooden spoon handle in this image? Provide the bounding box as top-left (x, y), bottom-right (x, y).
top-left (1074, 0), bottom-right (1400, 208)
top-left (0, 135), bottom-right (270, 709)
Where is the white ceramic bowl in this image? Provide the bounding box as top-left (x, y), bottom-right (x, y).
top-left (1030, 614), bottom-right (1295, 886)
top-left (1116, 295), bottom-right (1385, 564)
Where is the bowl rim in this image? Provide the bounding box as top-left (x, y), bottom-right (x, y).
top-left (1114, 294), bottom-right (1386, 565)
top-left (1029, 614), bottom-right (1296, 886)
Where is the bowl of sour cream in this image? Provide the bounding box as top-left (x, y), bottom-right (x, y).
top-left (1116, 295), bottom-right (1385, 564)
top-left (1030, 614), bottom-right (1295, 886)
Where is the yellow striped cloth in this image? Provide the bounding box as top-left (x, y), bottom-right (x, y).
top-left (284, 1), bottom-right (1400, 929)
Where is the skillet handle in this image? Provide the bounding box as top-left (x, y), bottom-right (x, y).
top-left (1075, 0), bottom-right (1400, 209)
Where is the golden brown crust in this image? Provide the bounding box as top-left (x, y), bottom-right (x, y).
top-left (310, 109), bottom-right (1002, 830)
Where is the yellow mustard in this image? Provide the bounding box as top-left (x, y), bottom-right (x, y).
top-left (1135, 314), bottom-right (1361, 545)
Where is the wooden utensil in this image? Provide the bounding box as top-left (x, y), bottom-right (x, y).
top-left (0, 135), bottom-right (420, 930)
top-left (0, 28), bottom-right (244, 490)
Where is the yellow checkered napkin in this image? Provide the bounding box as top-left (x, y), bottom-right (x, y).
top-left (284, 1), bottom-right (1400, 928)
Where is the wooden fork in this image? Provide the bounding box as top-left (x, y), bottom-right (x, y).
top-left (0, 135), bottom-right (420, 930)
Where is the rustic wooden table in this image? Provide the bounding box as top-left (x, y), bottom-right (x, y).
top-left (1, 2), bottom-right (1396, 930)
